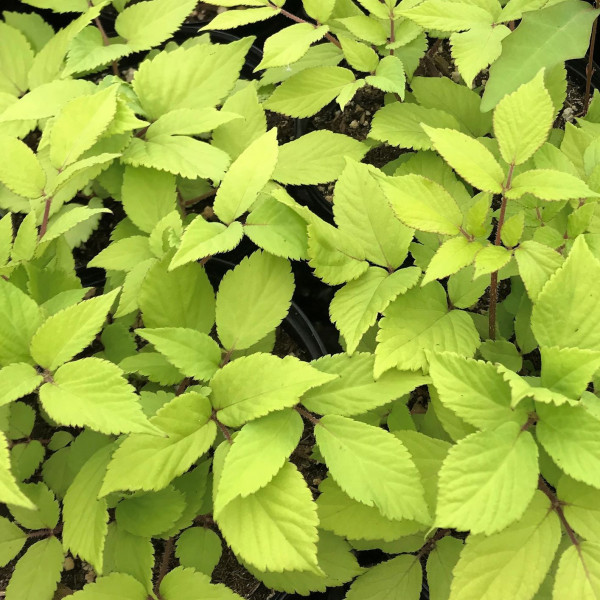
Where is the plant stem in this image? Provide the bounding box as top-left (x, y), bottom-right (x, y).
top-left (268, 1), bottom-right (342, 48)
top-left (295, 405), bottom-right (320, 425)
top-left (28, 523), bottom-right (62, 538)
top-left (211, 412), bottom-right (233, 444)
top-left (389, 13), bottom-right (395, 56)
top-left (88, 1), bottom-right (120, 77)
top-left (38, 194), bottom-right (52, 240)
top-left (154, 537), bottom-right (174, 596)
top-left (488, 162), bottom-right (515, 340)
top-left (584, 5), bottom-right (599, 114)
top-left (538, 477), bottom-right (581, 551)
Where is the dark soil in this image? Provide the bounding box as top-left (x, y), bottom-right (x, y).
top-left (554, 70), bottom-right (587, 129)
top-left (267, 111), bottom-right (298, 144)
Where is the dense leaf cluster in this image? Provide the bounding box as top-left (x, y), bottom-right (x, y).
top-left (0, 0), bottom-right (599, 598)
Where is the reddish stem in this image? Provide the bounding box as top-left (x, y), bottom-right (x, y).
top-left (211, 411), bottom-right (233, 444)
top-left (389, 13), bottom-right (395, 56)
top-left (38, 195), bottom-right (52, 240)
top-left (538, 477), bottom-right (580, 550)
top-left (89, 1), bottom-right (120, 77)
top-left (584, 12), bottom-right (598, 114)
top-left (295, 405), bottom-right (320, 425)
top-left (154, 537), bottom-right (174, 596)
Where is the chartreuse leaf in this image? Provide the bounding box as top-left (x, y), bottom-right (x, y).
top-left (11, 440), bottom-right (45, 481)
top-left (0, 363), bottom-right (42, 407)
top-left (316, 477), bottom-right (424, 541)
top-left (216, 460), bottom-right (319, 572)
top-left (264, 66), bottom-right (355, 117)
top-left (333, 160), bottom-right (413, 269)
top-left (115, 0), bottom-right (197, 50)
top-left (449, 491), bottom-right (561, 600)
top-left (206, 7), bottom-right (277, 30)
top-left (39, 357), bottom-right (155, 436)
top-left (116, 486), bottom-right (185, 537)
top-left (89, 236), bottom-right (154, 271)
top-left (375, 282), bottom-right (480, 376)
top-left (7, 402), bottom-right (35, 440)
top-left (507, 169), bottom-right (598, 201)
top-left (258, 23), bottom-right (329, 70)
top-left (345, 554), bottom-right (422, 600)
top-left (103, 523), bottom-right (154, 591)
top-left (541, 346), bottom-right (600, 399)
top-left (0, 516), bottom-right (26, 566)
top-left (211, 354), bottom-right (336, 427)
top-left (553, 542), bottom-right (600, 600)
top-left (532, 237), bottom-right (600, 350)
top-left (474, 245), bottom-right (512, 278)
top-left (0, 433), bottom-right (35, 508)
top-left (493, 70), bottom-right (554, 166)
top-left (429, 352), bottom-right (527, 431)
top-left (121, 166), bottom-right (177, 234)
top-left (3, 11), bottom-right (53, 53)
top-left (482, 0), bottom-right (600, 111)
top-left (169, 218), bottom-right (243, 270)
top-left (146, 108), bottom-right (239, 139)
top-left (366, 55), bottom-right (406, 97)
top-left (0, 279), bottom-right (42, 367)
top-left (479, 339), bottom-right (522, 372)
top-left (213, 128), bottom-right (278, 224)
top-left (273, 130), bottom-right (367, 185)
top-left (176, 527), bottom-right (222, 576)
top-left (302, 353), bottom-right (429, 416)
top-left (316, 415), bottom-right (429, 522)
top-left (423, 237), bottom-right (483, 285)
top-left (30, 288), bottom-right (119, 371)
top-left (65, 573), bottom-right (148, 600)
top-left (11, 211), bottom-right (36, 263)
top-left (377, 173), bottom-right (463, 235)
top-left (133, 38), bottom-right (255, 119)
top-left (100, 392), bottom-right (217, 495)
top-left (247, 530), bottom-right (362, 595)
top-left (136, 328), bottom-right (221, 382)
top-left (436, 422), bottom-right (539, 535)
top-left (423, 126), bottom-right (505, 193)
top-left (8, 482), bottom-right (58, 530)
top-left (5, 537), bottom-right (63, 600)
top-left (427, 537), bottom-right (463, 600)
top-left (515, 240), bottom-right (563, 302)
top-left (0, 22), bottom-right (34, 96)
top-left (160, 566), bottom-right (244, 600)
top-left (139, 258), bottom-right (215, 333)
top-left (330, 267), bottom-right (421, 355)
top-left (0, 135), bottom-right (46, 198)
top-left (63, 444), bottom-right (113, 574)
top-left (214, 409), bottom-right (303, 515)
top-left (216, 251), bottom-right (293, 351)
top-left (338, 34), bottom-right (379, 72)
top-left (49, 85), bottom-right (118, 169)
top-left (559, 476), bottom-right (600, 541)
top-left (536, 403), bottom-right (600, 489)
top-left (399, 0), bottom-right (494, 30)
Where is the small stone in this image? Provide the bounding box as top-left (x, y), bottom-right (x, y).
top-left (63, 556), bottom-right (75, 571)
top-left (365, 111), bottom-right (371, 116)
top-left (349, 120), bottom-right (359, 129)
top-left (562, 107), bottom-right (575, 123)
top-left (312, 477), bottom-right (323, 486)
top-left (450, 70), bottom-right (461, 83)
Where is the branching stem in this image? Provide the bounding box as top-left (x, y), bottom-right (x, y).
top-left (295, 405), bottom-right (320, 425)
top-left (538, 477), bottom-right (580, 550)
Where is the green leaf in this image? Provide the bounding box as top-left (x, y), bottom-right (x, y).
top-left (338, 14), bottom-right (388, 44)
top-left (338, 34), bottom-right (379, 72)
top-left (541, 346), bottom-right (600, 399)
top-left (63, 444), bottom-right (113, 573)
top-left (493, 70), bottom-right (554, 166)
top-left (89, 236), bottom-right (154, 272)
top-left (370, 103), bottom-right (460, 151)
top-left (427, 537), bottom-right (463, 600)
top-left (30, 288), bottom-right (119, 371)
top-left (436, 422), bottom-right (539, 534)
top-left (136, 327), bottom-right (221, 382)
top-left (213, 128), bottom-right (278, 224)
top-left (400, 0), bottom-right (494, 30)
top-left (133, 38), bottom-right (255, 119)
top-left (205, 6), bottom-right (277, 29)
top-left (0, 432), bottom-right (35, 508)
top-left (121, 166), bottom-right (176, 234)
top-left (6, 402), bottom-right (35, 440)
top-left (116, 486), bottom-right (185, 537)
top-left (115, 0), bottom-right (197, 50)
top-left (450, 24), bottom-right (511, 88)
top-left (429, 352), bottom-right (527, 431)
top-left (122, 135), bottom-right (230, 181)
top-left (501, 211), bottom-right (525, 248)
top-left (11, 440), bottom-right (44, 481)
top-left (139, 258), bottom-right (215, 333)
top-left (316, 477), bottom-right (424, 542)
top-left (422, 126), bottom-right (505, 193)
top-left (216, 251), bottom-right (293, 351)
top-left (146, 108), bottom-right (239, 139)
top-left (100, 392), bottom-right (217, 495)
top-left (377, 173), bottom-right (463, 235)
top-left (375, 282), bottom-right (481, 376)
top-left (316, 414), bottom-right (429, 522)
top-left (5, 537), bottom-right (63, 600)
top-left (559, 476), bottom-right (600, 541)
top-left (366, 55), bottom-right (406, 98)
top-left (216, 461), bottom-right (319, 572)
top-left (49, 85), bottom-right (118, 169)
top-left (0, 22), bottom-right (34, 97)
top-left (331, 267), bottom-right (421, 355)
top-left (273, 130), bottom-right (367, 185)
top-left (553, 542), bottom-right (600, 600)
top-left (8, 482), bottom-right (58, 530)
top-left (0, 134), bottom-right (46, 198)
top-left (0, 279), bottom-right (42, 367)
top-left (507, 169), bottom-right (598, 201)
top-left (160, 566), bottom-right (244, 600)
top-left (532, 237), bottom-right (600, 350)
top-left (537, 403), bottom-right (600, 489)
top-left (103, 524), bottom-right (154, 591)
top-left (449, 490), bottom-right (560, 600)
top-left (258, 23), bottom-right (329, 70)
top-left (482, 1), bottom-right (600, 111)
top-left (0, 516), bottom-right (26, 567)
top-left (264, 66), bottom-right (355, 117)
top-left (214, 409), bottom-right (303, 515)
top-left (211, 353), bottom-right (336, 427)
top-left (64, 573), bottom-right (148, 600)
top-left (0, 363), bottom-right (42, 408)
top-left (39, 357), bottom-right (155, 436)
top-left (423, 237), bottom-right (483, 285)
top-left (333, 160), bottom-right (414, 269)
top-left (515, 240), bottom-right (563, 302)
top-left (478, 339), bottom-right (523, 372)
top-left (303, 353), bottom-right (428, 416)
top-left (175, 527), bottom-right (222, 576)
top-left (474, 245), bottom-right (512, 278)
top-left (345, 554), bottom-right (422, 600)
